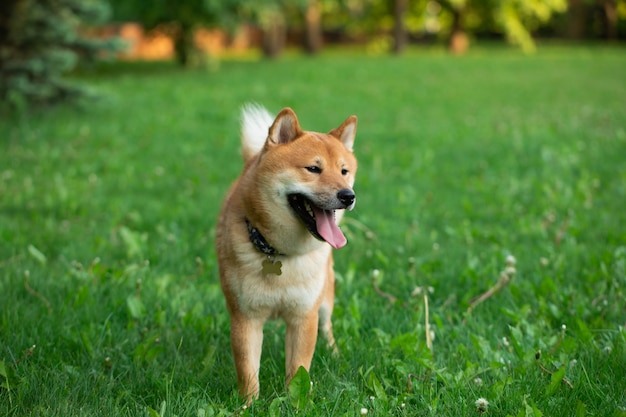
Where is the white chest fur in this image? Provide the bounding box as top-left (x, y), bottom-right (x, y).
top-left (232, 247), bottom-right (330, 319)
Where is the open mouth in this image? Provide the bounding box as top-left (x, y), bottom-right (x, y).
top-left (287, 194), bottom-right (347, 249)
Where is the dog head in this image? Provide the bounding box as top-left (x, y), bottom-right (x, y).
top-left (253, 108), bottom-right (358, 250)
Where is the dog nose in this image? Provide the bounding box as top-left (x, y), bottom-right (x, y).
top-left (337, 189), bottom-right (355, 208)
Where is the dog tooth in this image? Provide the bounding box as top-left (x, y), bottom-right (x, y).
top-left (304, 200), bottom-right (314, 217)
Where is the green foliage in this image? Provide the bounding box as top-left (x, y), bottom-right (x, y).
top-left (111, 0), bottom-right (239, 28)
top-left (238, 0), bottom-right (308, 31)
top-left (0, 0), bottom-right (121, 110)
top-left (319, 0), bottom-right (571, 54)
top-left (109, 0), bottom-right (241, 66)
top-left (0, 360), bottom-right (14, 393)
top-left (496, 0), bottom-right (568, 53)
top-left (288, 367), bottom-right (312, 410)
top-left (438, 0), bottom-right (568, 53)
top-left (0, 46), bottom-right (625, 416)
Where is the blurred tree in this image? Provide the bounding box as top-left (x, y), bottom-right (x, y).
top-left (565, 0), bottom-right (625, 39)
top-left (565, 0), bottom-right (588, 38)
top-left (440, 0), bottom-right (567, 53)
top-left (440, 0), bottom-right (469, 53)
top-left (0, 0), bottom-right (120, 109)
top-left (240, 0), bottom-right (324, 58)
top-left (238, 0), bottom-right (287, 58)
top-left (393, 0), bottom-right (408, 54)
top-left (304, 0), bottom-right (323, 53)
top-left (599, 0), bottom-right (620, 39)
top-left (496, 0), bottom-right (568, 53)
top-left (109, 0), bottom-right (241, 66)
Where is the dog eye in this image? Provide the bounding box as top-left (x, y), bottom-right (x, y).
top-left (341, 168), bottom-right (349, 176)
top-left (306, 166), bottom-right (322, 174)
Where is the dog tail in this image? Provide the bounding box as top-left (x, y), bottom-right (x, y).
top-left (241, 103), bottom-right (273, 162)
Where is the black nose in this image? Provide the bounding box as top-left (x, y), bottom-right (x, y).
top-left (337, 189), bottom-right (356, 207)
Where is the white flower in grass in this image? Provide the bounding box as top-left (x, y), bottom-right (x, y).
top-left (475, 397), bottom-right (489, 413)
top-left (504, 266), bottom-right (517, 276)
top-left (473, 377), bottom-right (483, 386)
top-left (360, 407), bottom-right (369, 415)
top-left (505, 255), bottom-right (516, 266)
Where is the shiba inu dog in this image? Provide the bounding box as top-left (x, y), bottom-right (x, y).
top-left (216, 104), bottom-right (358, 401)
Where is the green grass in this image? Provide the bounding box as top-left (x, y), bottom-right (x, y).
top-left (1, 45), bottom-right (626, 416)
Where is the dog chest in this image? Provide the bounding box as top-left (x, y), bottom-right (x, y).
top-left (232, 251), bottom-right (329, 317)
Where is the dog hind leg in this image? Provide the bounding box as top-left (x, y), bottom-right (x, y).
top-left (319, 299), bottom-right (337, 354)
top-left (319, 258), bottom-right (338, 354)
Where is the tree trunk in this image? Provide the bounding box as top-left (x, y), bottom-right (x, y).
top-left (0, 0), bottom-right (19, 46)
top-left (262, 12), bottom-right (286, 58)
top-left (566, 0), bottom-right (587, 39)
top-left (448, 7), bottom-right (468, 55)
top-left (392, 0), bottom-right (408, 54)
top-left (304, 0), bottom-right (322, 54)
top-left (174, 22), bottom-right (196, 67)
top-left (601, 0), bottom-right (618, 40)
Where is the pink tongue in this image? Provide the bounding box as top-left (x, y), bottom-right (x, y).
top-left (313, 207), bottom-right (347, 249)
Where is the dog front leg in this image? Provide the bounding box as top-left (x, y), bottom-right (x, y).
top-left (230, 313), bottom-right (264, 402)
top-left (284, 312), bottom-right (319, 386)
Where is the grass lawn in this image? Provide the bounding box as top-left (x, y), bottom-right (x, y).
top-left (1, 44), bottom-right (625, 416)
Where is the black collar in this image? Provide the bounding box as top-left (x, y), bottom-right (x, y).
top-left (245, 218), bottom-right (284, 256)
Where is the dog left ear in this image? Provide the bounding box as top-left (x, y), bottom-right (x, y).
top-left (268, 108), bottom-right (303, 145)
top-left (329, 115), bottom-right (357, 152)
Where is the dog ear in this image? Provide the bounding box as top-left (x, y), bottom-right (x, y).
top-left (268, 108), bottom-right (303, 145)
top-left (329, 115), bottom-right (357, 152)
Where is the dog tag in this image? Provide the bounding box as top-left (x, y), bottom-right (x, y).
top-left (262, 258), bottom-right (282, 276)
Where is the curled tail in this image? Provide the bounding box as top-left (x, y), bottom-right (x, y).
top-left (241, 103), bottom-right (274, 162)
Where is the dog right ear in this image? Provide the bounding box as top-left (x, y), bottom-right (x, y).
top-left (268, 108), bottom-right (303, 145)
top-left (329, 115), bottom-right (357, 152)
